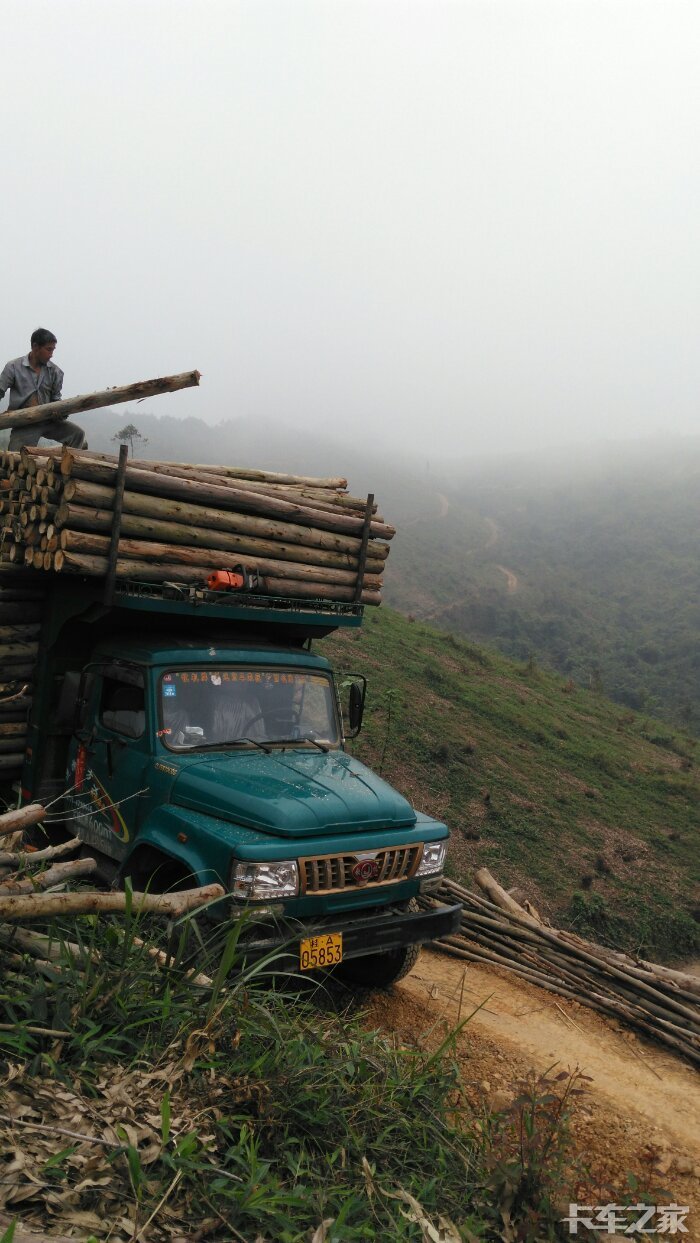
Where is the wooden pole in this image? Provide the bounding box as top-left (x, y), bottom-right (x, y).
top-left (354, 494), bottom-right (374, 603)
top-left (0, 370), bottom-right (200, 433)
top-left (103, 443), bottom-right (128, 606)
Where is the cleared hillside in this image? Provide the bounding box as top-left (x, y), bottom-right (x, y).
top-left (329, 607), bottom-right (700, 962)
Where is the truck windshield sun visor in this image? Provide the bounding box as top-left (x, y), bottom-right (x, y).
top-left (158, 667), bottom-right (341, 752)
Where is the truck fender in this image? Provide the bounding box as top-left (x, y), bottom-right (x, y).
top-left (121, 807), bottom-right (226, 892)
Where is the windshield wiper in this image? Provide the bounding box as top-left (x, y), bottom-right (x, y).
top-left (199, 737), bottom-right (272, 754)
top-left (274, 736), bottom-right (330, 753)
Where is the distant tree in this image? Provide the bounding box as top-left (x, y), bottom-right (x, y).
top-left (112, 422), bottom-right (148, 457)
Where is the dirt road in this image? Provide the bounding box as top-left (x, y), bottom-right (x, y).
top-left (367, 949), bottom-right (700, 1233)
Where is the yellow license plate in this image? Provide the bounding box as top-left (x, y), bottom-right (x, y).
top-left (299, 932), bottom-right (343, 971)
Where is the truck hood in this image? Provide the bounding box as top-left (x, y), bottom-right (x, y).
top-left (169, 749), bottom-right (417, 838)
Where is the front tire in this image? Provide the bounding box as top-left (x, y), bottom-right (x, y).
top-left (334, 940), bottom-right (421, 990)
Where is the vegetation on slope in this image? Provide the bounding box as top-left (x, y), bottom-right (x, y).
top-left (0, 914), bottom-right (609, 1242)
top-left (331, 608), bottom-right (700, 962)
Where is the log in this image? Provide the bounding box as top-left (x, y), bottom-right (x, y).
top-left (0, 664), bottom-right (36, 680)
top-left (0, 624), bottom-right (41, 642)
top-left (474, 867), bottom-right (540, 923)
top-left (0, 856), bottom-right (97, 895)
top-left (0, 882), bottom-right (225, 920)
top-left (57, 529), bottom-right (383, 588)
top-left (0, 738), bottom-right (27, 755)
top-left (59, 480), bottom-right (388, 557)
top-left (51, 550), bottom-right (381, 602)
top-left (56, 502), bottom-right (387, 572)
top-left (0, 642), bottom-right (39, 659)
top-left (0, 722), bottom-right (29, 737)
top-left (0, 753), bottom-right (25, 772)
top-left (62, 451), bottom-right (347, 490)
top-left (61, 451), bottom-right (372, 513)
top-left (0, 837), bottom-right (79, 868)
top-left (0, 369), bottom-right (201, 432)
top-left (0, 803), bottom-right (44, 836)
top-left (61, 461), bottom-right (395, 540)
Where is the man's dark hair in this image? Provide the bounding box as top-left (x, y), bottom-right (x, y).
top-left (30, 328), bottom-right (57, 348)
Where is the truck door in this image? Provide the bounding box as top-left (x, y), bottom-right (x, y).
top-left (72, 665), bottom-right (149, 861)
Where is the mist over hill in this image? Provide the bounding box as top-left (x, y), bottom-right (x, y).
top-left (77, 411), bottom-right (700, 730)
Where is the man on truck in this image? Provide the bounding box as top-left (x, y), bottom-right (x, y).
top-left (0, 328), bottom-right (87, 451)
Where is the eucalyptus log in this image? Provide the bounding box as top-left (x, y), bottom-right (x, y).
top-left (57, 529), bottom-right (382, 588)
top-left (59, 480), bottom-right (389, 559)
top-left (0, 856), bottom-right (97, 895)
top-left (0, 750), bottom-right (22, 770)
top-left (62, 450), bottom-right (346, 490)
top-left (61, 451), bottom-right (372, 513)
top-left (0, 881), bottom-right (225, 920)
top-left (0, 369), bottom-right (201, 433)
top-left (52, 550), bottom-right (381, 602)
top-left (0, 667), bottom-right (36, 683)
top-left (61, 461), bottom-right (395, 539)
top-left (0, 624), bottom-right (41, 642)
top-left (0, 741), bottom-right (25, 757)
top-left (55, 503), bottom-right (386, 573)
top-left (0, 803), bottom-right (43, 836)
top-left (0, 641), bottom-right (39, 659)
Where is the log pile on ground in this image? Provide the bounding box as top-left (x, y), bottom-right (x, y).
top-left (0, 447), bottom-right (393, 605)
top-left (0, 801), bottom-right (224, 927)
top-left (424, 868), bottom-right (700, 1067)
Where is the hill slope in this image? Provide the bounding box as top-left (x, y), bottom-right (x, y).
top-left (329, 607), bottom-right (700, 962)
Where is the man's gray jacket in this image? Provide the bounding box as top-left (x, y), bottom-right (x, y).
top-left (0, 355), bottom-right (63, 410)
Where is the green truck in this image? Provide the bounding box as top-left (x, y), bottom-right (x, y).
top-left (18, 576), bottom-right (460, 985)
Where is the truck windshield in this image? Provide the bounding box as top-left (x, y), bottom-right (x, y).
top-left (159, 668), bottom-right (340, 751)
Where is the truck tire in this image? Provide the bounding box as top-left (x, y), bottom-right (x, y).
top-left (334, 939), bottom-right (421, 990)
top-left (334, 899), bottom-right (423, 989)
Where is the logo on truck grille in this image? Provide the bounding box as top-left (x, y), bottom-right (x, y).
top-left (351, 857), bottom-right (381, 884)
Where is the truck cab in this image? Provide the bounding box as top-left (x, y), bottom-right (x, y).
top-left (22, 578), bottom-right (460, 985)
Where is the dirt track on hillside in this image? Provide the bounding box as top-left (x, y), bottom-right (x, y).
top-left (367, 949), bottom-right (700, 1233)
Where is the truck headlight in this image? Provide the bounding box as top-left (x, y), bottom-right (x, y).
top-left (416, 841), bottom-right (447, 877)
top-left (230, 859), bottom-right (299, 901)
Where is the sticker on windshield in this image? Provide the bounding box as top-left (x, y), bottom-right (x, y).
top-left (163, 684), bottom-right (177, 697)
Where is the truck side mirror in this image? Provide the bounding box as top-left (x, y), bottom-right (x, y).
top-left (345, 676), bottom-right (366, 738)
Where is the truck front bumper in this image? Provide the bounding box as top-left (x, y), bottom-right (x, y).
top-left (237, 901), bottom-right (462, 968)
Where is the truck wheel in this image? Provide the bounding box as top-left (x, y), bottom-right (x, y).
top-left (335, 941), bottom-right (421, 989)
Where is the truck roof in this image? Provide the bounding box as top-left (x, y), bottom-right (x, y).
top-left (91, 634), bottom-right (335, 670)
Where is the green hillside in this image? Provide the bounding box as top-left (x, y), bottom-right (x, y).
top-left (330, 607), bottom-right (700, 963)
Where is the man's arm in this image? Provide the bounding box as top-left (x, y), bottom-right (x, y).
top-left (0, 359), bottom-right (17, 402)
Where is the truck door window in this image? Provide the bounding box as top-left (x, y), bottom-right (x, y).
top-left (100, 677), bottom-right (145, 739)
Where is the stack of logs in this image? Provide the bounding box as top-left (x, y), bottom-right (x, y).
top-left (424, 870), bottom-right (700, 1067)
top-left (0, 566), bottom-right (45, 784)
top-left (0, 447), bottom-right (394, 605)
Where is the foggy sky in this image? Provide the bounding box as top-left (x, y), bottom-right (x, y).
top-left (3, 0), bottom-right (700, 460)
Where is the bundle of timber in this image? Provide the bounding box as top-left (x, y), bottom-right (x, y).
top-left (0, 447), bottom-right (393, 605)
top-left (424, 869), bottom-right (700, 1068)
top-left (0, 565), bottom-right (45, 784)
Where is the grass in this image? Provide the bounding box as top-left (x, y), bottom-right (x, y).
top-left (0, 909), bottom-right (619, 1242)
top-left (330, 608), bottom-right (700, 961)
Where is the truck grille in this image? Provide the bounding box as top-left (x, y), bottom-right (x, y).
top-left (300, 844), bottom-right (422, 895)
